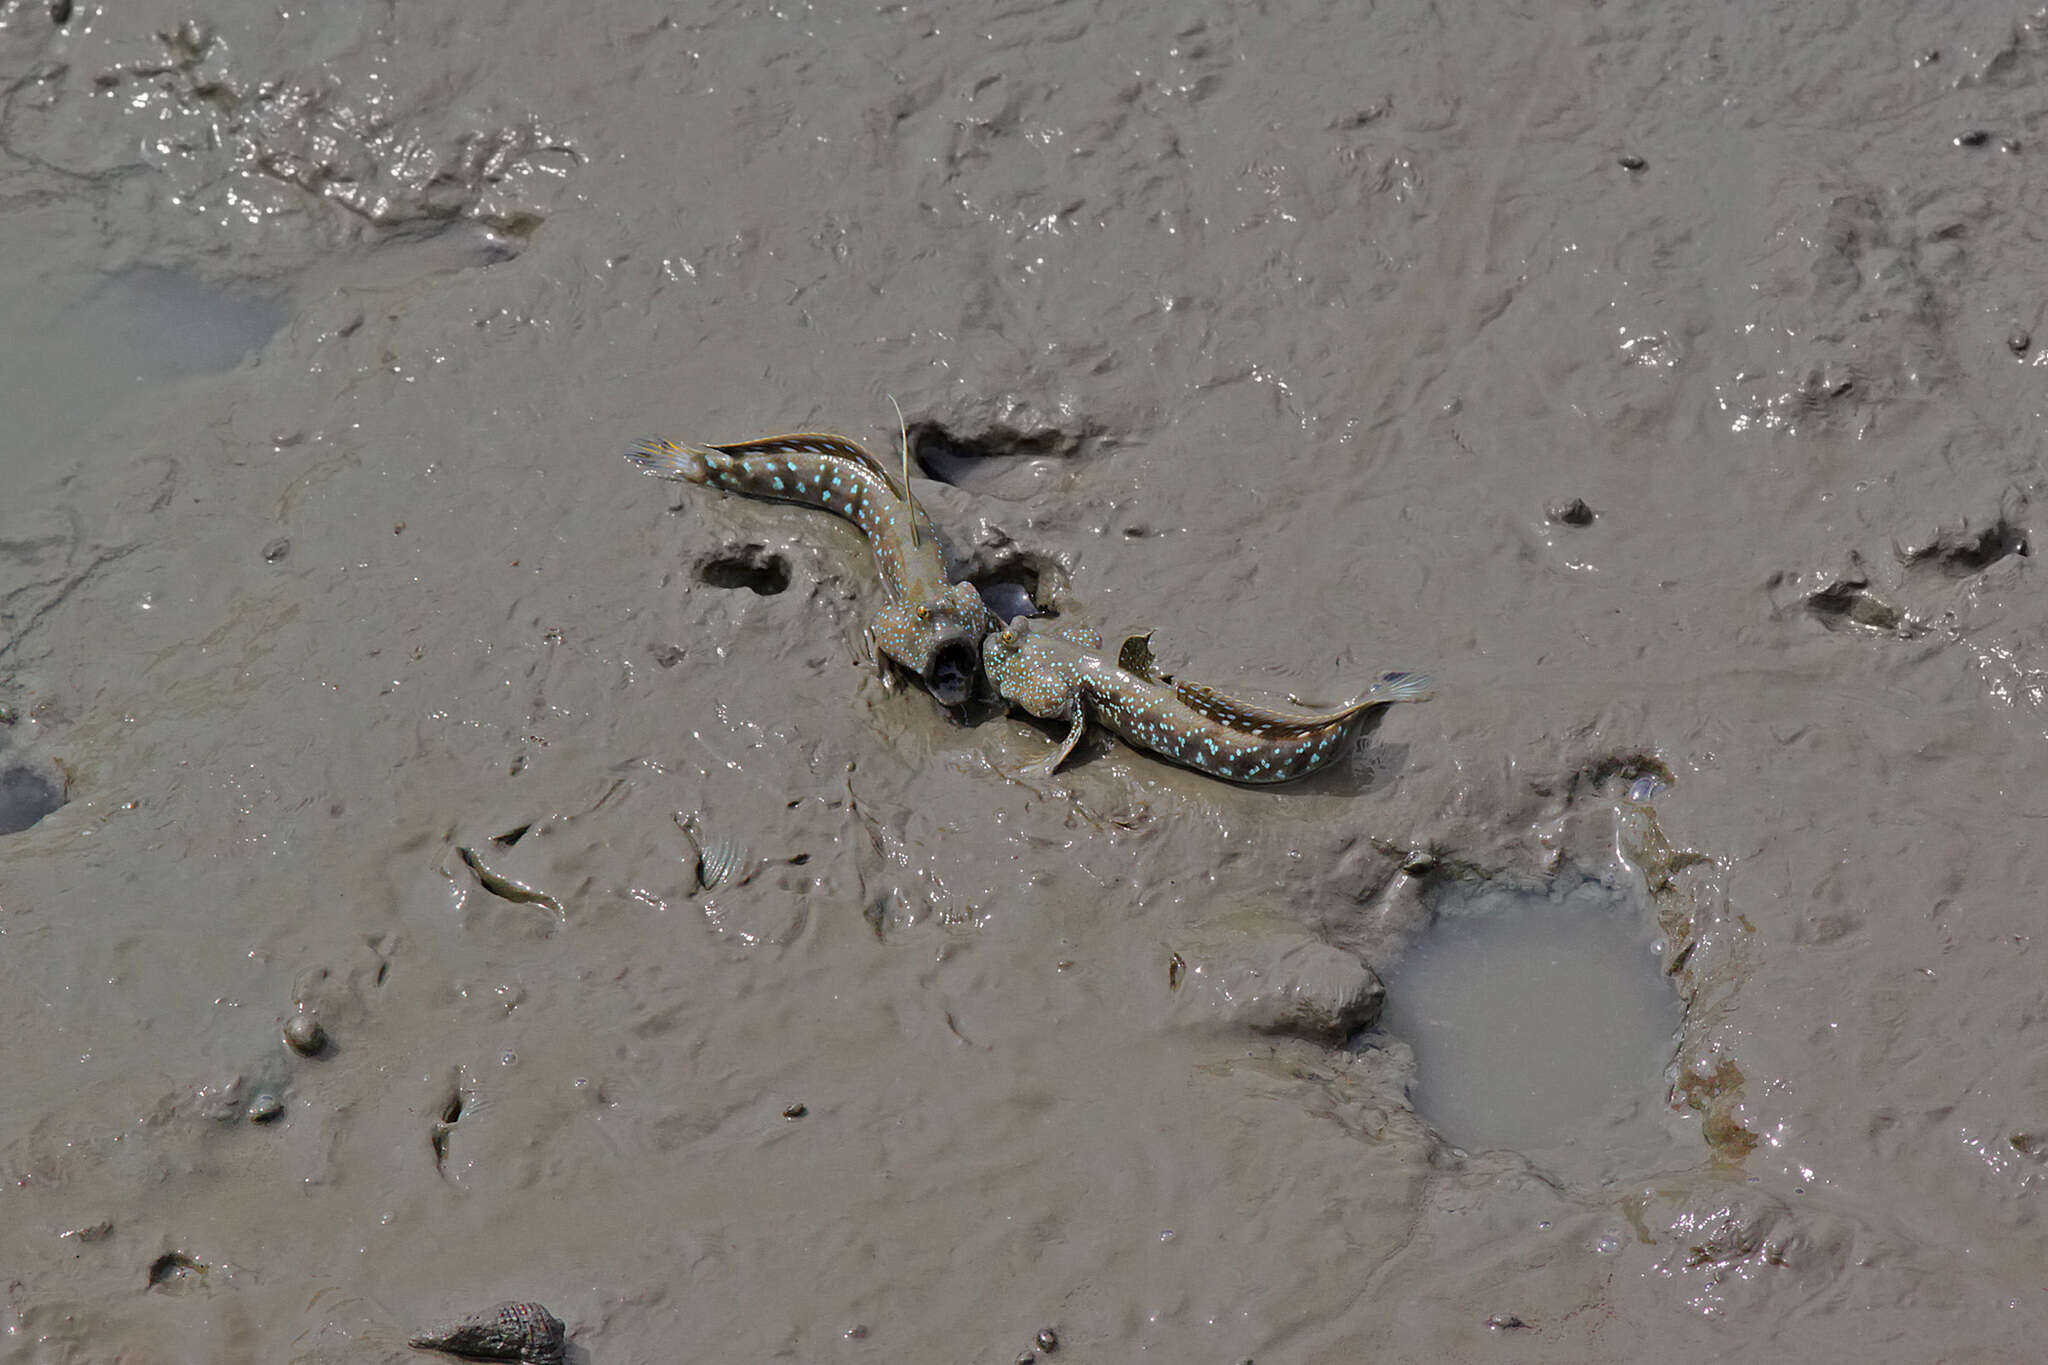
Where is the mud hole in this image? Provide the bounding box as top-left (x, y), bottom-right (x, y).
top-left (695, 544), bottom-right (791, 595)
top-left (909, 417), bottom-right (1100, 501)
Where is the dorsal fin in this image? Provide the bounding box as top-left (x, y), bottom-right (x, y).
top-left (887, 395), bottom-right (919, 546)
top-left (1174, 679), bottom-right (1365, 737)
top-left (1118, 631), bottom-right (1159, 679)
top-left (710, 434), bottom-right (899, 487)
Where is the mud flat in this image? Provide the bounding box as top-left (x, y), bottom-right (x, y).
top-left (2, 0), bottom-right (2046, 1360)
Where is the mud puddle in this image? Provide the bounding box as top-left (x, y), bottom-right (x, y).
top-left (0, 763), bottom-right (65, 835)
top-left (1381, 875), bottom-right (1684, 1179)
top-left (0, 262), bottom-right (284, 459)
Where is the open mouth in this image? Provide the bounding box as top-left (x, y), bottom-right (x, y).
top-left (925, 637), bottom-right (980, 707)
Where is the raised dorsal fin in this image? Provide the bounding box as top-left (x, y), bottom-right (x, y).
top-left (710, 434), bottom-right (898, 486)
top-left (1174, 679), bottom-right (1362, 737)
top-left (1118, 631), bottom-right (1159, 679)
top-left (887, 395), bottom-right (919, 546)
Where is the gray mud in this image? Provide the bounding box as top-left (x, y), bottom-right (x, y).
top-left (3, 0), bottom-right (2046, 1359)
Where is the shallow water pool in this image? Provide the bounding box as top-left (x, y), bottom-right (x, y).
top-left (1381, 876), bottom-right (1682, 1171)
top-left (0, 262), bottom-right (284, 467)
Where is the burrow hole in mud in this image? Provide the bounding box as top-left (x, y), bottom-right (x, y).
top-left (1378, 872), bottom-right (1682, 1161)
top-left (696, 544), bottom-right (790, 595)
top-left (1905, 518), bottom-right (2030, 576)
top-left (907, 418), bottom-right (1098, 499)
top-left (147, 1251), bottom-right (206, 1289)
top-left (430, 1090), bottom-right (465, 1172)
top-left (0, 765), bottom-right (66, 836)
top-left (1803, 580), bottom-right (1910, 634)
top-left (968, 550), bottom-right (1066, 622)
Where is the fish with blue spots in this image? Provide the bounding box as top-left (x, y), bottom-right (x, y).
top-left (625, 429), bottom-right (997, 705)
top-left (980, 619), bottom-right (1432, 784)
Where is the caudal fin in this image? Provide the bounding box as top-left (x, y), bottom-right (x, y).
top-left (623, 438), bottom-right (712, 483)
top-left (1359, 671), bottom-right (1433, 707)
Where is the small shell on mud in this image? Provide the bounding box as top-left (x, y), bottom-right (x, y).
top-left (1626, 774), bottom-right (1670, 804)
top-left (1546, 496), bottom-right (1595, 526)
top-left (283, 1013), bottom-right (327, 1056)
top-left (409, 1300), bottom-right (565, 1364)
top-left (676, 812), bottom-right (748, 891)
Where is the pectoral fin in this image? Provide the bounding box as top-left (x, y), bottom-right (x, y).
top-left (1023, 706), bottom-right (1089, 778)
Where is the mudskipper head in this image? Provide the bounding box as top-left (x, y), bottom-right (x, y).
top-left (981, 620), bottom-right (1026, 692)
top-left (979, 618), bottom-right (1078, 719)
top-left (875, 581), bottom-right (997, 707)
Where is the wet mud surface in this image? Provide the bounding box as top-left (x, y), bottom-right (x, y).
top-left (3, 0), bottom-right (2047, 1359)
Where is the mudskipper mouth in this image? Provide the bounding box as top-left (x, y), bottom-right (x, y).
top-left (925, 636), bottom-right (980, 707)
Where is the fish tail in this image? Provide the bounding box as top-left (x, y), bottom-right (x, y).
top-left (624, 438), bottom-right (714, 484)
top-left (1355, 671), bottom-right (1433, 708)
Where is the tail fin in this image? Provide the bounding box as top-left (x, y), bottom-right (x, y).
top-left (624, 438), bottom-right (712, 483)
top-left (1357, 671), bottom-right (1433, 708)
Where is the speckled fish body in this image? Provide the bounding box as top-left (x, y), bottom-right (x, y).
top-left (981, 620), bottom-right (1432, 784)
top-left (626, 433), bottom-right (995, 704)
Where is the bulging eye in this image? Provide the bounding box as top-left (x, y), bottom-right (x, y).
top-left (915, 605), bottom-right (931, 620)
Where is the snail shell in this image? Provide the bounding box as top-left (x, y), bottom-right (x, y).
top-left (409, 1301), bottom-right (565, 1365)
